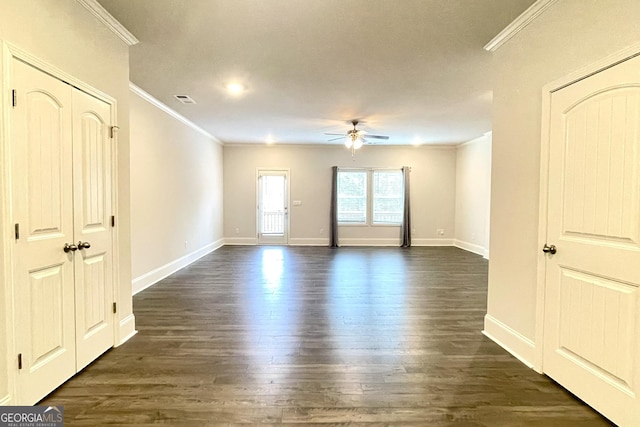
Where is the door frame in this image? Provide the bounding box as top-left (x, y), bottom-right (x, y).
top-left (534, 41), bottom-right (640, 373)
top-left (0, 42), bottom-right (120, 404)
top-left (256, 168), bottom-right (290, 245)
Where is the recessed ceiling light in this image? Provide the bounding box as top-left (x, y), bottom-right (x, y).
top-left (265, 135), bottom-right (276, 144)
top-left (226, 82), bottom-right (245, 96)
top-left (412, 137), bottom-right (423, 146)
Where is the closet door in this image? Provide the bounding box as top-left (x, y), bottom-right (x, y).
top-left (11, 59), bottom-right (76, 404)
top-left (72, 89), bottom-right (114, 371)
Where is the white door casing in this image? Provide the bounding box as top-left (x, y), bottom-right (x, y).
top-left (543, 54), bottom-right (640, 426)
top-left (257, 170), bottom-right (289, 245)
top-left (72, 89), bottom-right (114, 371)
top-left (9, 56), bottom-right (116, 404)
top-left (11, 59), bottom-right (77, 404)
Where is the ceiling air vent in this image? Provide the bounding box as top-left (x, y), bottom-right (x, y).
top-left (174, 95), bottom-right (196, 104)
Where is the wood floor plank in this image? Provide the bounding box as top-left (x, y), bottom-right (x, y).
top-left (40, 246), bottom-right (613, 425)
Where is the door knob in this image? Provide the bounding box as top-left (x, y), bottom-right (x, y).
top-left (542, 244), bottom-right (557, 255)
top-left (78, 241), bottom-right (91, 249)
top-left (63, 243), bottom-right (78, 253)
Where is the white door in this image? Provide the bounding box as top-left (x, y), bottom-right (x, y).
top-left (72, 89), bottom-right (114, 371)
top-left (11, 59), bottom-right (77, 404)
top-left (543, 54), bottom-right (640, 426)
top-left (257, 170), bottom-right (289, 245)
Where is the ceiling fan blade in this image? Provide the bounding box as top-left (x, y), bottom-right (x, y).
top-left (327, 136), bottom-right (345, 142)
top-left (366, 135), bottom-right (389, 140)
top-left (324, 133), bottom-right (346, 136)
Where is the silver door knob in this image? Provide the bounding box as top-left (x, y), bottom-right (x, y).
top-left (542, 244), bottom-right (557, 254)
top-left (63, 243), bottom-right (78, 253)
top-left (78, 241), bottom-right (91, 249)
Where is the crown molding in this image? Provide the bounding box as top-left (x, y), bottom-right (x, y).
top-left (129, 83), bottom-right (222, 144)
top-left (76, 0), bottom-right (139, 46)
top-left (484, 0), bottom-right (559, 52)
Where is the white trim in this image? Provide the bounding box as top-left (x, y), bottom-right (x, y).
top-left (411, 238), bottom-right (455, 247)
top-left (223, 237), bottom-right (458, 247)
top-left (5, 43), bottom-right (116, 105)
top-left (454, 239), bottom-right (488, 258)
top-left (288, 238), bottom-right (330, 246)
top-left (535, 41), bottom-right (640, 374)
top-left (0, 395), bottom-right (12, 406)
top-left (75, 0), bottom-right (139, 46)
top-left (337, 238), bottom-right (401, 247)
top-left (1, 42), bottom-right (17, 408)
top-left (132, 239), bottom-right (224, 295)
top-left (115, 314), bottom-right (137, 347)
top-left (456, 132), bottom-right (491, 148)
top-left (483, 314), bottom-right (537, 370)
top-left (129, 83), bottom-right (222, 144)
top-left (224, 237), bottom-right (258, 245)
top-left (484, 0), bottom-right (559, 52)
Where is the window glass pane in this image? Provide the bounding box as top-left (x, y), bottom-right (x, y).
top-left (337, 171), bottom-right (367, 223)
top-left (373, 170), bottom-right (403, 224)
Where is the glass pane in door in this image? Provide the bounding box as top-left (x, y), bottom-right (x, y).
top-left (260, 175), bottom-right (285, 235)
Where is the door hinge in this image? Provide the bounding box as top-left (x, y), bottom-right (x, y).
top-left (110, 126), bottom-right (119, 139)
top-left (14, 223), bottom-right (19, 240)
top-left (113, 302), bottom-right (117, 314)
top-left (11, 89), bottom-right (17, 107)
top-left (17, 353), bottom-right (22, 370)
top-left (111, 215), bottom-right (115, 227)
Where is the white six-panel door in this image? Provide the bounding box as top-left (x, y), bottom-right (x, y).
top-left (10, 58), bottom-right (115, 404)
top-left (544, 54), bottom-right (640, 426)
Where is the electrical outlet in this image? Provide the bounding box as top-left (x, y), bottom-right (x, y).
top-left (437, 229), bottom-right (445, 236)
top-left (235, 228), bottom-right (240, 234)
top-left (184, 241), bottom-right (188, 248)
top-left (320, 228), bottom-right (324, 235)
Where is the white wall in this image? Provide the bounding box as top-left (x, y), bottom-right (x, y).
top-left (455, 134), bottom-right (491, 258)
top-left (129, 87), bottom-right (224, 294)
top-left (487, 0), bottom-right (640, 364)
top-left (224, 144), bottom-right (456, 246)
top-left (0, 0), bottom-right (133, 405)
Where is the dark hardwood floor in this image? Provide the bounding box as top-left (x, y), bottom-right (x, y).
top-left (42, 246), bottom-right (613, 426)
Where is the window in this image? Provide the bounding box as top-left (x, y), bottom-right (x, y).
top-left (372, 170), bottom-right (403, 224)
top-left (337, 169), bottom-right (404, 225)
top-left (337, 171), bottom-right (367, 224)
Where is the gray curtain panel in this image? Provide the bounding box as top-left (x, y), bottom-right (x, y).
top-left (401, 166), bottom-right (411, 247)
top-left (329, 166), bottom-right (339, 247)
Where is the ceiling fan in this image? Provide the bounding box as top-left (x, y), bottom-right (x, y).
top-left (325, 120), bottom-right (389, 156)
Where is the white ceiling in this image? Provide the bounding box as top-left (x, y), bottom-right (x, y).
top-left (98, 0), bottom-right (535, 146)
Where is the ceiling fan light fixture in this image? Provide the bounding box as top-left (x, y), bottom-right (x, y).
top-left (344, 136), bottom-right (354, 149)
top-left (353, 137), bottom-right (364, 150)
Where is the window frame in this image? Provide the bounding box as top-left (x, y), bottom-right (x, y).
top-left (336, 168), bottom-right (404, 227)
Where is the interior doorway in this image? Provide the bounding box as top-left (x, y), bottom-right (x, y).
top-left (257, 169), bottom-right (289, 245)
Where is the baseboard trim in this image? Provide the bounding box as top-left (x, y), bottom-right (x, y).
top-left (337, 238), bottom-right (401, 246)
top-left (288, 237), bottom-right (330, 246)
top-left (0, 395), bottom-right (12, 406)
top-left (132, 239), bottom-right (224, 295)
top-left (222, 237), bottom-right (460, 247)
top-left (483, 314), bottom-right (535, 369)
top-left (454, 239), bottom-right (489, 258)
top-left (411, 238), bottom-right (455, 246)
top-left (224, 237), bottom-right (257, 245)
top-left (116, 313), bottom-right (137, 346)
